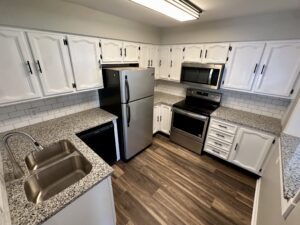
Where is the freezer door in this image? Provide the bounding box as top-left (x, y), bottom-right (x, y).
top-left (121, 96), bottom-right (153, 160)
top-left (120, 68), bottom-right (155, 103)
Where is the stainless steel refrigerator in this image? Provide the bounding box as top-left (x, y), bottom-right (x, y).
top-left (99, 67), bottom-right (154, 160)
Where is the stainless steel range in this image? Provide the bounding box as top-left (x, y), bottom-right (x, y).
top-left (170, 88), bottom-right (222, 154)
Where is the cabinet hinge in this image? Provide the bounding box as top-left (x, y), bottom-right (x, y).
top-left (100, 54), bottom-right (103, 60)
top-left (138, 46), bottom-right (141, 50)
top-left (290, 89), bottom-right (294, 95)
top-left (170, 48), bottom-right (172, 52)
top-left (229, 45), bottom-right (232, 51)
top-left (63, 39), bottom-right (68, 45)
top-left (183, 47), bottom-right (185, 52)
top-left (226, 57), bottom-right (229, 62)
top-left (99, 42), bottom-right (101, 48)
top-left (72, 83), bottom-right (77, 88)
top-left (259, 168), bottom-right (262, 173)
top-left (272, 139), bottom-right (276, 144)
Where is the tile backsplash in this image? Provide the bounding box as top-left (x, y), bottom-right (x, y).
top-left (155, 80), bottom-right (290, 119)
top-left (0, 91), bottom-right (100, 133)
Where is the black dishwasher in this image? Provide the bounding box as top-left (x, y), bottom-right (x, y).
top-left (77, 122), bottom-right (117, 165)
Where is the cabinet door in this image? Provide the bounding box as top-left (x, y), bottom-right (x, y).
top-left (153, 105), bottom-right (160, 134)
top-left (27, 31), bottom-right (74, 96)
top-left (158, 46), bottom-right (171, 80)
top-left (222, 42), bottom-right (265, 91)
top-left (100, 39), bottom-right (123, 63)
top-left (150, 46), bottom-right (160, 79)
top-left (202, 43), bottom-right (229, 63)
top-left (160, 105), bottom-right (172, 135)
top-left (183, 44), bottom-right (204, 63)
top-left (123, 42), bottom-right (140, 62)
top-left (254, 41), bottom-right (300, 97)
top-left (229, 127), bottom-right (274, 173)
top-left (68, 35), bottom-right (103, 91)
top-left (0, 28), bottom-right (41, 105)
top-left (170, 45), bottom-right (184, 82)
top-left (139, 44), bottom-right (150, 68)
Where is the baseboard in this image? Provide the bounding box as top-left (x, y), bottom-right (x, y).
top-left (251, 178), bottom-right (262, 225)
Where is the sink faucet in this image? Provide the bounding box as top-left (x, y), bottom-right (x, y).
top-left (2, 131), bottom-right (44, 179)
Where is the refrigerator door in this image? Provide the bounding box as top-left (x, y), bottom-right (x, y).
top-left (120, 68), bottom-right (155, 103)
top-left (121, 96), bottom-right (153, 160)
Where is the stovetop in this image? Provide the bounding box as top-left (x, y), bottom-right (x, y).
top-left (173, 89), bottom-right (222, 116)
top-left (173, 99), bottom-right (219, 116)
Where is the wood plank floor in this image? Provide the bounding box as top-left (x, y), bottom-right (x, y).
top-left (112, 134), bottom-right (257, 225)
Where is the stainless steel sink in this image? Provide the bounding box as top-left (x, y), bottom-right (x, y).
top-left (24, 154), bottom-right (92, 204)
top-left (25, 140), bottom-right (77, 171)
top-left (23, 140), bottom-right (92, 204)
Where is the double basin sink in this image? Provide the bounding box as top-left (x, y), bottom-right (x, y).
top-left (24, 140), bottom-right (92, 204)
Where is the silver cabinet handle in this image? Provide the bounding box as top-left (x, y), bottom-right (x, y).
top-left (36, 60), bottom-right (42, 73)
top-left (218, 125), bottom-right (227, 129)
top-left (212, 149), bottom-right (220, 154)
top-left (234, 143), bottom-right (239, 151)
top-left (216, 133), bottom-right (225, 138)
top-left (261, 65), bottom-right (266, 74)
top-left (253, 63), bottom-right (258, 74)
top-left (214, 142), bottom-right (222, 147)
top-left (26, 61), bottom-right (33, 74)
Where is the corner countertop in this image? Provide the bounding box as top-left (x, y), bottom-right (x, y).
top-left (211, 106), bottom-right (282, 136)
top-left (280, 133), bottom-right (300, 200)
top-left (154, 91), bottom-right (185, 106)
top-left (0, 108), bottom-right (117, 225)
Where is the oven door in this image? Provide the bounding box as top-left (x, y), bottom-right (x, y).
top-left (171, 107), bottom-right (209, 142)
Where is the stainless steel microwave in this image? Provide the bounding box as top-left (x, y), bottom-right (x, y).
top-left (180, 62), bottom-right (225, 90)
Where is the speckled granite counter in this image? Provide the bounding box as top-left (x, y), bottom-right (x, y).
top-left (211, 106), bottom-right (282, 136)
top-left (0, 108), bottom-right (117, 225)
top-left (154, 91), bottom-right (184, 106)
top-left (280, 133), bottom-right (300, 200)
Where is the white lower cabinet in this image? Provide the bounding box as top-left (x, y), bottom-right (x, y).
top-left (229, 127), bottom-right (274, 174)
top-left (43, 176), bottom-right (115, 225)
top-left (204, 118), bottom-right (274, 174)
top-left (153, 104), bottom-right (172, 135)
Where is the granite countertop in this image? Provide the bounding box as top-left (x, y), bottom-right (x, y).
top-left (154, 91), bottom-right (185, 106)
top-left (280, 133), bottom-right (300, 200)
top-left (0, 108), bottom-right (117, 225)
top-left (211, 106), bottom-right (282, 136)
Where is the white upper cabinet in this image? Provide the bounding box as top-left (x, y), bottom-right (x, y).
top-left (170, 45), bottom-right (184, 82)
top-left (100, 39), bottom-right (140, 63)
top-left (123, 42), bottom-right (140, 62)
top-left (202, 43), bottom-right (229, 63)
top-left (0, 28), bottom-right (41, 105)
top-left (158, 46), bottom-right (171, 80)
top-left (100, 39), bottom-right (123, 63)
top-left (254, 41), bottom-right (300, 97)
top-left (27, 31), bottom-right (75, 96)
top-left (67, 35), bottom-right (103, 91)
top-left (229, 127), bottom-right (274, 174)
top-left (139, 44), bottom-right (150, 68)
top-left (183, 44), bottom-right (203, 63)
top-left (223, 42), bottom-right (265, 91)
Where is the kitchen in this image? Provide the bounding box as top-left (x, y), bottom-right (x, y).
top-left (0, 0), bottom-right (300, 225)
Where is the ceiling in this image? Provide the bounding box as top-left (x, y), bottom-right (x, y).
top-left (65, 0), bottom-right (300, 27)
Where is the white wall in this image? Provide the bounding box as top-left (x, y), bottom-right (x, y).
top-left (0, 0), bottom-right (160, 43)
top-left (160, 10), bottom-right (300, 44)
top-left (0, 91), bottom-right (99, 133)
top-left (155, 81), bottom-right (290, 119)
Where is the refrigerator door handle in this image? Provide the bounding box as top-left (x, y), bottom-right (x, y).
top-left (126, 104), bottom-right (131, 127)
top-left (125, 76), bottom-right (130, 103)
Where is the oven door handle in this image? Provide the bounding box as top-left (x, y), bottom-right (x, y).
top-left (173, 107), bottom-right (208, 121)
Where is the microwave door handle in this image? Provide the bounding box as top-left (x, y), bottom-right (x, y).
top-left (208, 69), bottom-right (214, 85)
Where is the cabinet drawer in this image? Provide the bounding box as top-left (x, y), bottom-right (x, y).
top-left (204, 144), bottom-right (229, 160)
top-left (206, 137), bottom-right (232, 152)
top-left (207, 128), bottom-right (234, 143)
top-left (210, 119), bottom-right (237, 134)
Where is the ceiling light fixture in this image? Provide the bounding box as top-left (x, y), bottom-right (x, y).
top-left (129, 0), bottom-right (202, 22)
